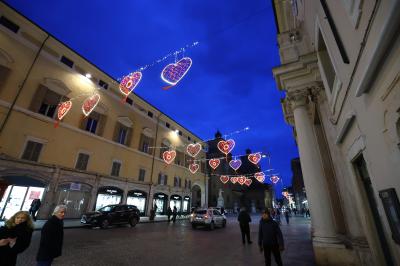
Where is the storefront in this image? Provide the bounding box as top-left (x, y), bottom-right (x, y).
top-left (183, 196), bottom-right (190, 213)
top-left (127, 190), bottom-right (147, 216)
top-left (170, 195), bottom-right (182, 212)
top-left (56, 182), bottom-right (92, 219)
top-left (153, 193), bottom-right (167, 215)
top-left (95, 186), bottom-right (123, 210)
top-left (0, 176), bottom-right (46, 220)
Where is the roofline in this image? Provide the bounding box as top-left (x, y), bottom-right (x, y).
top-left (271, 0), bottom-right (280, 34)
top-left (1, 1), bottom-right (204, 141)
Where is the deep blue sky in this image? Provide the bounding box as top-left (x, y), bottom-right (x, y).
top-left (5, 0), bottom-right (298, 197)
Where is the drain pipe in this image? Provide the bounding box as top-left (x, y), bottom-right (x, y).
top-left (0, 35), bottom-right (50, 135)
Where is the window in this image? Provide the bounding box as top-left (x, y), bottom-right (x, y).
top-left (189, 180), bottom-right (192, 189)
top-left (178, 131), bottom-right (182, 136)
top-left (147, 111), bottom-right (153, 118)
top-left (138, 169), bottom-right (146, 181)
top-left (60, 56), bottom-right (74, 68)
top-left (174, 177), bottom-right (179, 187)
top-left (317, 30), bottom-right (336, 93)
top-left (0, 16), bottom-right (20, 33)
top-left (188, 136), bottom-right (191, 141)
top-left (113, 123), bottom-right (130, 145)
top-left (158, 173), bottom-right (168, 185)
top-left (178, 177), bottom-right (182, 187)
top-left (184, 179), bottom-right (188, 188)
top-left (75, 153), bottom-right (89, 170)
top-left (30, 86), bottom-right (63, 118)
top-left (21, 141), bottom-right (43, 162)
top-left (111, 161), bottom-right (121, 177)
top-left (139, 134), bottom-right (153, 154)
top-left (86, 117), bottom-right (98, 134)
top-left (98, 80), bottom-right (108, 90)
top-left (166, 122), bottom-right (170, 128)
top-left (126, 97), bottom-right (133, 105)
top-left (160, 143), bottom-right (169, 158)
top-left (175, 151), bottom-right (184, 166)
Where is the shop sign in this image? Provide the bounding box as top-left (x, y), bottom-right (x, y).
top-left (173, 196), bottom-right (180, 200)
top-left (157, 194), bottom-right (165, 198)
top-left (133, 192), bottom-right (143, 196)
top-left (70, 183), bottom-right (81, 191)
top-left (184, 196), bottom-right (190, 200)
top-left (106, 189), bottom-right (118, 194)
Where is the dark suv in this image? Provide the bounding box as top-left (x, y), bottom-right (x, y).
top-left (81, 204), bottom-right (140, 229)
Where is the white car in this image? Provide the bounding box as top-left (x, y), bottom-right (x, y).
top-left (190, 208), bottom-right (226, 230)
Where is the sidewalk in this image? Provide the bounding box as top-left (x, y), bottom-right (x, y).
top-left (0, 215), bottom-right (190, 230)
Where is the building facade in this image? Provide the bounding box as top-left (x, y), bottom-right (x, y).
top-left (206, 132), bottom-right (273, 213)
top-left (272, 0), bottom-right (400, 265)
top-left (0, 3), bottom-right (207, 220)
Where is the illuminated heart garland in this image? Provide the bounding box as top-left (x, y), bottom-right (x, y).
top-left (209, 159), bottom-right (220, 170)
top-left (248, 152), bottom-right (261, 165)
top-left (244, 178), bottom-right (252, 186)
top-left (189, 163), bottom-right (199, 174)
top-left (254, 172), bottom-right (266, 183)
top-left (270, 175), bottom-right (280, 184)
top-left (229, 159), bottom-right (242, 171)
top-left (162, 150), bottom-right (176, 165)
top-left (186, 143), bottom-right (201, 158)
top-left (217, 139), bottom-right (235, 155)
top-left (57, 101), bottom-right (72, 121)
top-left (161, 57), bottom-right (192, 89)
top-left (230, 177), bottom-right (238, 184)
top-left (82, 93), bottom-right (100, 116)
top-left (237, 176), bottom-right (246, 185)
top-left (119, 72), bottom-right (142, 96)
top-left (220, 176), bottom-right (229, 184)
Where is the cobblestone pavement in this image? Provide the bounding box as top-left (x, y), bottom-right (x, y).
top-left (17, 215), bottom-right (315, 266)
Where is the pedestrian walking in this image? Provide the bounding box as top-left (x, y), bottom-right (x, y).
top-left (0, 211), bottom-right (34, 266)
top-left (306, 209), bottom-right (310, 218)
top-left (274, 209), bottom-right (281, 225)
top-left (29, 198), bottom-right (41, 221)
top-left (36, 205), bottom-right (66, 266)
top-left (237, 207), bottom-right (252, 244)
top-left (258, 209), bottom-right (284, 266)
top-left (167, 207), bottom-right (172, 222)
top-left (172, 206), bottom-right (177, 223)
top-left (285, 210), bottom-right (290, 225)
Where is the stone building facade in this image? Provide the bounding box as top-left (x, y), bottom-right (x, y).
top-left (0, 3), bottom-right (207, 220)
top-left (272, 0), bottom-right (400, 265)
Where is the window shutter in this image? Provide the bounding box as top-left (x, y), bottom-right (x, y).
top-left (79, 114), bottom-right (87, 130)
top-left (97, 114), bottom-right (107, 136)
top-left (31, 142), bottom-right (43, 162)
top-left (22, 141), bottom-right (34, 160)
top-left (126, 127), bottom-right (133, 147)
top-left (164, 175), bottom-right (168, 185)
top-left (29, 85), bottom-right (48, 112)
top-left (112, 122), bottom-right (120, 142)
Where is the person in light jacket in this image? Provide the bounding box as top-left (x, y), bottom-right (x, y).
top-left (258, 209), bottom-right (284, 266)
top-left (0, 211), bottom-right (34, 266)
top-left (36, 205), bottom-right (66, 266)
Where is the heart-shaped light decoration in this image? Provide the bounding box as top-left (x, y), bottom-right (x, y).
top-left (230, 177), bottom-right (238, 184)
top-left (119, 72), bottom-right (142, 96)
top-left (217, 139), bottom-right (235, 155)
top-left (57, 101), bottom-right (72, 121)
top-left (229, 159), bottom-right (242, 171)
top-left (220, 176), bottom-right (229, 184)
top-left (82, 93), bottom-right (100, 116)
top-left (237, 176), bottom-right (246, 185)
top-left (161, 57), bottom-right (192, 86)
top-left (162, 150), bottom-right (176, 165)
top-left (209, 159), bottom-right (220, 170)
top-left (186, 143), bottom-right (201, 158)
top-left (248, 152), bottom-right (262, 165)
top-left (244, 178), bottom-right (252, 186)
top-left (270, 175), bottom-right (280, 184)
top-left (189, 163), bottom-right (199, 174)
top-left (254, 172), bottom-right (265, 183)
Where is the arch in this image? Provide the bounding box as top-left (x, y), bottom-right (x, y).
top-left (57, 182), bottom-right (93, 192)
top-left (42, 78), bottom-right (71, 96)
top-left (0, 48), bottom-right (14, 67)
top-left (142, 127), bottom-right (154, 138)
top-left (0, 175), bottom-right (46, 187)
top-left (153, 192), bottom-right (168, 214)
top-left (0, 168), bottom-right (51, 186)
top-left (94, 186), bottom-right (124, 210)
top-left (127, 190), bottom-right (147, 215)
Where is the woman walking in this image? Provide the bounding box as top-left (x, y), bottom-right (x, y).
top-left (0, 211), bottom-right (34, 266)
top-left (36, 205), bottom-right (66, 266)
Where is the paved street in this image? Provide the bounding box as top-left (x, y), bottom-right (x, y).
top-left (17, 215), bottom-right (315, 266)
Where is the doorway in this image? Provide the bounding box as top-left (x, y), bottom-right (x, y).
top-left (353, 154), bottom-right (394, 266)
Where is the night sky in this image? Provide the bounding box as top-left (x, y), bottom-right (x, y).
top-left (5, 0), bottom-right (298, 197)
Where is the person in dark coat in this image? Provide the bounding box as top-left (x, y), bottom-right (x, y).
top-left (285, 209), bottom-right (290, 225)
top-left (0, 211), bottom-right (34, 266)
top-left (237, 207), bottom-right (252, 244)
top-left (36, 205), bottom-right (66, 266)
top-left (29, 198), bottom-right (42, 221)
top-left (258, 209), bottom-right (284, 266)
top-left (167, 207), bottom-right (172, 222)
top-left (172, 206), bottom-right (178, 223)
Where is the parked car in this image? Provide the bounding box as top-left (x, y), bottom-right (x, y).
top-left (81, 204), bottom-right (140, 229)
top-left (190, 208), bottom-right (226, 230)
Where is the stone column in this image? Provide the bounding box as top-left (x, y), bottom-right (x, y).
top-left (289, 91), bottom-right (339, 243)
